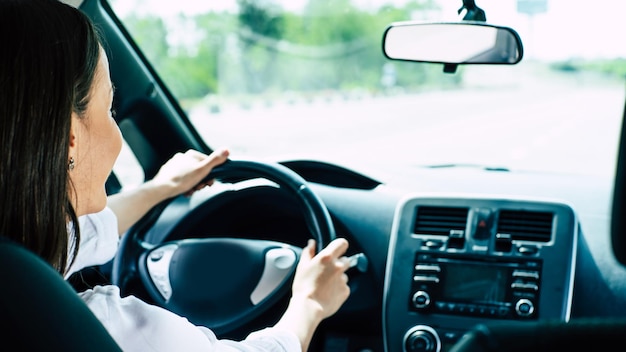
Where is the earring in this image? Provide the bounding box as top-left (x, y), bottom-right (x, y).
top-left (68, 157), bottom-right (75, 171)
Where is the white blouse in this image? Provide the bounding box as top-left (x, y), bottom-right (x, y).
top-left (67, 207), bottom-right (301, 352)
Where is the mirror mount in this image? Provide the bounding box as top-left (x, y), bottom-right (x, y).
top-left (443, 63), bottom-right (458, 74)
top-left (458, 0), bottom-right (487, 22)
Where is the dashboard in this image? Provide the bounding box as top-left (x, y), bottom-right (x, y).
top-left (306, 162), bottom-right (626, 352)
top-left (117, 160), bottom-right (626, 352)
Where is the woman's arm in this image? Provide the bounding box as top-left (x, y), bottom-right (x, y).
top-left (107, 148), bottom-right (229, 235)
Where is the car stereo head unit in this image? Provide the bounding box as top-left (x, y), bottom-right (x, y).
top-left (383, 197), bottom-right (577, 352)
top-left (410, 253), bottom-right (540, 320)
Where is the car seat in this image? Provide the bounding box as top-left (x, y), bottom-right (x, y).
top-left (0, 237), bottom-right (122, 351)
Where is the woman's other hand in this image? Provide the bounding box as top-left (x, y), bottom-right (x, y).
top-left (292, 238), bottom-right (351, 319)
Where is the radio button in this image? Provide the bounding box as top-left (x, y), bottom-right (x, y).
top-left (447, 230), bottom-right (465, 249)
top-left (413, 275), bottom-right (440, 283)
top-left (497, 307), bottom-right (510, 317)
top-left (423, 239), bottom-right (444, 249)
top-left (515, 298), bottom-right (535, 317)
top-left (518, 245), bottom-right (539, 255)
top-left (455, 304), bottom-right (466, 314)
top-left (435, 302), bottom-right (448, 311)
top-left (495, 233), bottom-right (513, 252)
top-left (513, 270), bottom-right (540, 279)
top-left (511, 282), bottom-right (539, 291)
top-left (415, 264), bottom-right (441, 272)
top-left (412, 291), bottom-right (431, 309)
top-left (466, 305), bottom-right (478, 314)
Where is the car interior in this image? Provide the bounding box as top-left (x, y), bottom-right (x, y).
top-left (3, 0), bottom-right (626, 351)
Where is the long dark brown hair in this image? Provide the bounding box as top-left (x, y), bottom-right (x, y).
top-left (0, 0), bottom-right (102, 274)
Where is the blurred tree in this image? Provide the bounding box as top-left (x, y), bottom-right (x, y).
top-left (237, 0), bottom-right (284, 39)
top-left (117, 0), bottom-right (456, 102)
top-left (121, 14), bottom-right (168, 68)
top-left (236, 0), bottom-right (285, 93)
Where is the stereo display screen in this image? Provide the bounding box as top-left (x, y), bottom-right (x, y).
top-left (442, 262), bottom-right (508, 303)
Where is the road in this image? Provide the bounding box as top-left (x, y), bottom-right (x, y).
top-left (188, 68), bottom-right (625, 178)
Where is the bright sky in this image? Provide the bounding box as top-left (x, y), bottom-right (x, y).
top-left (441, 0), bottom-right (626, 60)
top-left (110, 0), bottom-right (626, 61)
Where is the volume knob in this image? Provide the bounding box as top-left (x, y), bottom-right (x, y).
top-left (412, 291), bottom-right (431, 309)
top-left (403, 325), bottom-right (441, 352)
top-left (515, 298), bottom-right (535, 317)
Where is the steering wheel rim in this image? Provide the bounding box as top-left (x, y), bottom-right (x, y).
top-left (111, 159), bottom-right (336, 335)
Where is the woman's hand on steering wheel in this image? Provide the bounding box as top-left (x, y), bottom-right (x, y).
top-left (292, 238), bottom-right (351, 319)
top-left (150, 148), bottom-right (230, 199)
top-left (274, 237), bottom-right (352, 352)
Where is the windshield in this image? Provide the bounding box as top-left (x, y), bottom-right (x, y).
top-left (109, 0), bottom-right (626, 183)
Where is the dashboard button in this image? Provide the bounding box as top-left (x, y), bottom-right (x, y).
top-left (412, 291), bottom-right (431, 309)
top-left (423, 240), bottom-right (444, 249)
top-left (518, 245), bottom-right (539, 255)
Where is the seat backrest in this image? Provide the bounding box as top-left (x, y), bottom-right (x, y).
top-left (0, 237), bottom-right (122, 351)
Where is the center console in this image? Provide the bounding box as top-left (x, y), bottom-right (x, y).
top-left (383, 195), bottom-right (577, 352)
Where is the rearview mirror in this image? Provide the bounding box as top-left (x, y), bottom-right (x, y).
top-left (383, 22), bottom-right (523, 72)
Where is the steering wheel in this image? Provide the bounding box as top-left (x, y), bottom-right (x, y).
top-left (111, 159), bottom-right (336, 335)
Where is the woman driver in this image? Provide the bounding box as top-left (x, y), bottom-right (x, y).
top-left (0, 0), bottom-right (351, 351)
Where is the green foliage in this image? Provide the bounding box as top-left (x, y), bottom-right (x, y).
top-left (121, 14), bottom-right (168, 67)
top-left (237, 0), bottom-right (284, 39)
top-left (581, 59), bottom-right (626, 77)
top-left (551, 59), bottom-right (626, 78)
top-left (116, 0), bottom-right (456, 102)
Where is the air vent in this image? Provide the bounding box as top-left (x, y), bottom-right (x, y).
top-left (414, 206), bottom-right (469, 236)
top-left (497, 210), bottom-right (553, 242)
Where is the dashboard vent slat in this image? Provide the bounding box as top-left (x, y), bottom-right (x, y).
top-left (414, 206), bottom-right (469, 236)
top-left (497, 210), bottom-right (553, 242)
